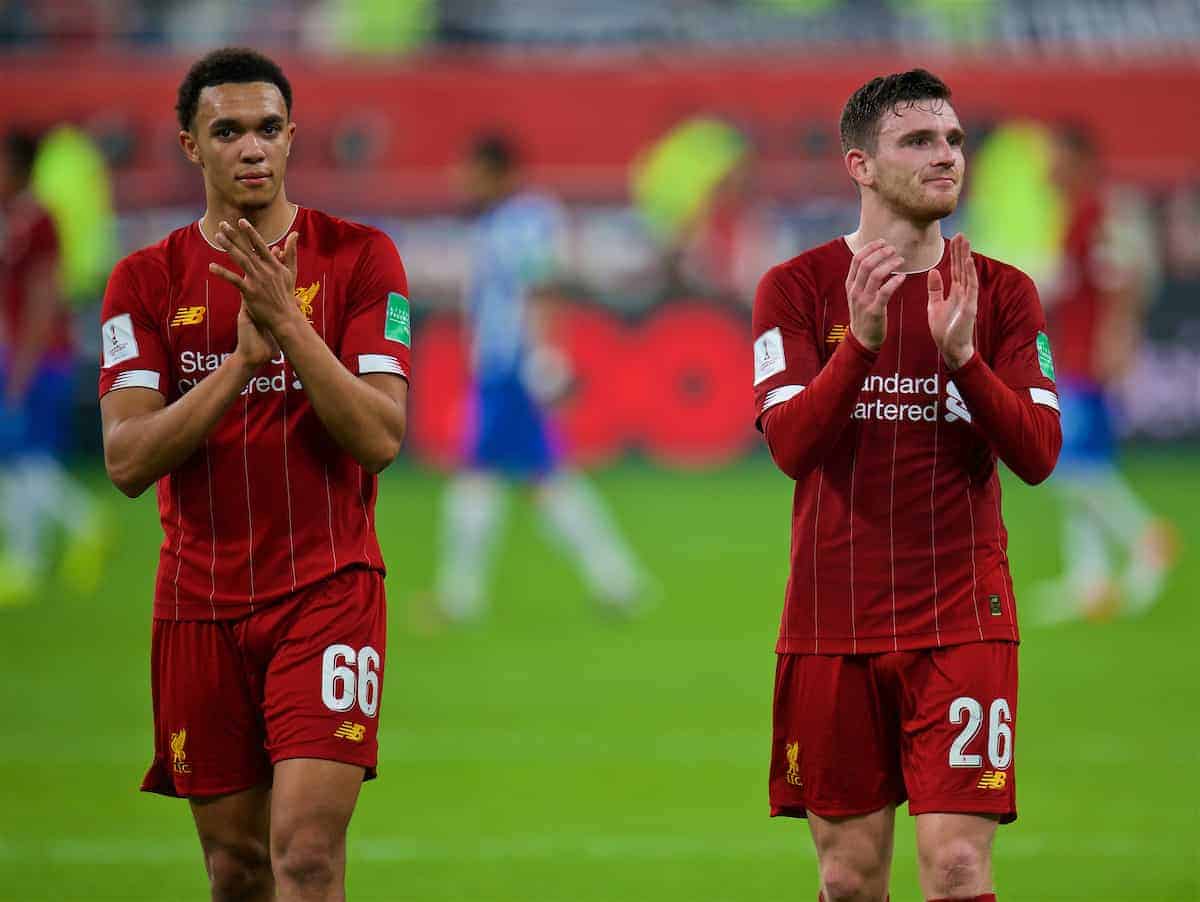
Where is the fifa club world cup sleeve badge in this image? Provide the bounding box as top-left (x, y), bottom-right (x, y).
top-left (385, 292), bottom-right (411, 347)
top-left (1036, 331), bottom-right (1056, 381)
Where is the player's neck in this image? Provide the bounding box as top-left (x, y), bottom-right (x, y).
top-left (200, 193), bottom-right (298, 249)
top-left (846, 214), bottom-right (944, 273)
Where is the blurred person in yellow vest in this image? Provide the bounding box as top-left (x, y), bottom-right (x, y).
top-left (964, 120), bottom-right (1064, 292)
top-left (0, 132), bottom-right (107, 606)
top-left (631, 117), bottom-right (779, 304)
top-left (30, 124), bottom-right (117, 307)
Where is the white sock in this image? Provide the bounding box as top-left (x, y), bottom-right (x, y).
top-left (20, 456), bottom-right (96, 535)
top-left (1078, 468), bottom-right (1153, 549)
top-left (1061, 501), bottom-right (1113, 595)
top-left (536, 472), bottom-right (641, 604)
top-left (435, 473), bottom-right (506, 621)
top-left (2, 462), bottom-right (44, 565)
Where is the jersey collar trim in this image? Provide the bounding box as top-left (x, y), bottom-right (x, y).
top-left (196, 204), bottom-right (301, 254)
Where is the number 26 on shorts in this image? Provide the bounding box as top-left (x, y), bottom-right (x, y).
top-left (948, 696), bottom-right (1012, 769)
top-left (321, 644), bottom-right (381, 717)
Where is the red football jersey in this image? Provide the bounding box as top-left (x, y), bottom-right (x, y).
top-left (753, 237), bottom-right (1059, 654)
top-left (98, 207), bottom-right (411, 621)
top-left (0, 193), bottom-right (72, 356)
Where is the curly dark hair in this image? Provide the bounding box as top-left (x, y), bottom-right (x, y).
top-left (176, 47), bottom-right (293, 132)
top-left (839, 69), bottom-right (952, 155)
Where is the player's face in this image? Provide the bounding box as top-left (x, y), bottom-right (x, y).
top-left (867, 101), bottom-right (965, 223)
top-left (181, 82), bottom-right (295, 211)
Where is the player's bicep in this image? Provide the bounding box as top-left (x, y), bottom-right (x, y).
top-left (361, 372), bottom-right (408, 408)
top-left (100, 386), bottom-right (165, 444)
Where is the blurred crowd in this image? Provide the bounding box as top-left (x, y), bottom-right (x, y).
top-left (4, 0), bottom-right (1200, 53)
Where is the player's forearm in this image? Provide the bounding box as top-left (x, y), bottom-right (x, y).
top-left (950, 353), bottom-right (1062, 485)
top-left (272, 319), bottom-right (406, 473)
top-left (760, 333), bottom-right (878, 480)
top-left (104, 354), bottom-right (258, 497)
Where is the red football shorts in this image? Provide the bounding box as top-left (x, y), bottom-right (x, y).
top-left (770, 641), bottom-right (1017, 823)
top-left (142, 566), bottom-right (387, 798)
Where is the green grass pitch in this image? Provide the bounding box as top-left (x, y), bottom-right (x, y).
top-left (0, 452), bottom-right (1196, 900)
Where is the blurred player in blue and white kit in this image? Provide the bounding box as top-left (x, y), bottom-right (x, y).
top-left (0, 132), bottom-right (104, 605)
top-left (433, 135), bottom-right (644, 622)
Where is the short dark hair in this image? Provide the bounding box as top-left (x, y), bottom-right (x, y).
top-left (176, 47), bottom-right (293, 132)
top-left (3, 131), bottom-right (39, 179)
top-left (840, 69), bottom-right (952, 154)
top-left (470, 133), bottom-right (517, 174)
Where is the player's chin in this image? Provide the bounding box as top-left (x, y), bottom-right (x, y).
top-left (232, 189), bottom-right (277, 212)
top-left (918, 194), bottom-right (959, 221)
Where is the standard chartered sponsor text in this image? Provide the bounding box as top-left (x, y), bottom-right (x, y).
top-left (853, 372), bottom-right (943, 423)
top-left (178, 350), bottom-right (301, 395)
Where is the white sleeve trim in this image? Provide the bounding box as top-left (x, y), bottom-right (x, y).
top-left (358, 354), bottom-right (408, 377)
top-left (762, 384), bottom-right (805, 412)
top-left (110, 369), bottom-right (161, 391)
top-left (1029, 387), bottom-right (1060, 412)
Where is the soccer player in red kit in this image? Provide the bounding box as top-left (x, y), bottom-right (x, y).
top-left (753, 71), bottom-right (1061, 902)
top-left (98, 49), bottom-right (410, 900)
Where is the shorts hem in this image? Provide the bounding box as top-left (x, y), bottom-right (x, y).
top-left (270, 747), bottom-right (378, 780)
top-left (140, 774), bottom-right (270, 800)
top-left (907, 799), bottom-right (1017, 824)
top-left (770, 798), bottom-right (904, 820)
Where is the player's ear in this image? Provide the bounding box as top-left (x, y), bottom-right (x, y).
top-left (845, 148), bottom-right (873, 189)
top-left (179, 129), bottom-right (203, 168)
top-left (286, 120), bottom-right (296, 156)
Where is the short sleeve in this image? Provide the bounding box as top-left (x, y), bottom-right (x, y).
top-left (98, 256), bottom-right (170, 398)
top-left (519, 198), bottom-right (568, 288)
top-left (339, 231), bottom-right (411, 383)
top-left (487, 195), bottom-right (568, 290)
top-left (751, 265), bottom-right (821, 424)
top-left (990, 269), bottom-right (1060, 414)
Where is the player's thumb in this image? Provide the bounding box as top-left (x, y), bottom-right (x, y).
top-left (927, 268), bottom-right (943, 301)
top-left (284, 231), bottom-right (299, 271)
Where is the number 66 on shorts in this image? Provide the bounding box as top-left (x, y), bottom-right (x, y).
top-left (322, 644), bottom-right (381, 716)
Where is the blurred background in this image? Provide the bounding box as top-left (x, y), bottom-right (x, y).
top-left (0, 1), bottom-right (1197, 899)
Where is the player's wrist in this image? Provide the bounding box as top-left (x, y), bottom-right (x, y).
top-left (268, 311), bottom-right (310, 350)
top-left (849, 322), bottom-right (883, 353)
top-left (942, 343), bottom-right (976, 371)
top-left (231, 347), bottom-right (268, 375)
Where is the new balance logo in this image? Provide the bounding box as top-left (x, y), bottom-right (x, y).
top-left (333, 722), bottom-right (366, 742)
top-left (977, 770), bottom-right (1007, 790)
top-left (170, 306), bottom-right (206, 327)
top-left (826, 324), bottom-right (848, 345)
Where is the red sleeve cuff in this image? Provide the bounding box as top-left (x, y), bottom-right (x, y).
top-left (843, 329), bottom-right (881, 364)
top-left (948, 349), bottom-right (983, 378)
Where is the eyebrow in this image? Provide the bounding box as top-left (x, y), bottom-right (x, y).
top-left (897, 126), bottom-right (966, 143)
top-left (209, 114), bottom-right (285, 132)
